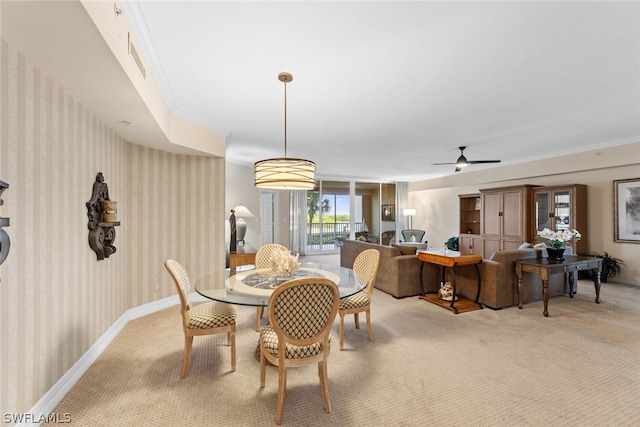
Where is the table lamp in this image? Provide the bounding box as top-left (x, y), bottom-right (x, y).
top-left (403, 208), bottom-right (416, 229)
top-left (233, 204), bottom-right (254, 245)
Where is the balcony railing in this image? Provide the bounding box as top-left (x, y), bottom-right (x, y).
top-left (307, 221), bottom-right (365, 245)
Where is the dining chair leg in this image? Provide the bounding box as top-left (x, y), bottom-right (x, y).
top-left (339, 313), bottom-right (345, 351)
top-left (354, 312), bottom-right (360, 329)
top-left (256, 306), bottom-right (264, 331)
top-left (230, 329), bottom-right (237, 372)
top-left (318, 359), bottom-right (331, 413)
top-left (275, 365), bottom-right (287, 425)
top-left (259, 344), bottom-right (267, 387)
top-left (365, 308), bottom-right (374, 342)
top-left (181, 336), bottom-right (194, 378)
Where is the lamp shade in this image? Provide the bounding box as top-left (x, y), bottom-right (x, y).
top-left (403, 208), bottom-right (416, 217)
top-left (233, 204), bottom-right (254, 218)
top-left (254, 158), bottom-right (316, 190)
top-left (254, 73), bottom-right (316, 190)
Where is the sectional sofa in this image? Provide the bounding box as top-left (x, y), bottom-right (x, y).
top-left (340, 239), bottom-right (574, 309)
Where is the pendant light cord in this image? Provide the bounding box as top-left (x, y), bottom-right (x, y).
top-left (283, 79), bottom-right (288, 158)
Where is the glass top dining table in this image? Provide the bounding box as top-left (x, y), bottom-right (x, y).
top-left (195, 262), bottom-right (367, 307)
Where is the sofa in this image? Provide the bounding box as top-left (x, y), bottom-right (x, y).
top-left (443, 247), bottom-right (575, 309)
top-left (340, 239), bottom-right (575, 309)
top-left (340, 239), bottom-right (440, 298)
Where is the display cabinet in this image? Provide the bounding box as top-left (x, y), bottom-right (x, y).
top-left (534, 184), bottom-right (588, 254)
top-left (480, 185), bottom-right (536, 258)
top-left (459, 194), bottom-right (481, 255)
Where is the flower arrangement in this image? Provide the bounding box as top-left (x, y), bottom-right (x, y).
top-left (270, 247), bottom-right (300, 278)
top-left (536, 227), bottom-right (581, 249)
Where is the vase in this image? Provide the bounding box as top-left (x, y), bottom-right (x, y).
top-left (546, 247), bottom-right (565, 261)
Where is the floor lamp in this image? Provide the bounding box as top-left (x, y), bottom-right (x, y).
top-left (403, 208), bottom-right (416, 229)
top-left (233, 205), bottom-right (255, 246)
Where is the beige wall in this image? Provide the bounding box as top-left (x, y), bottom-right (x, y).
top-left (0, 40), bottom-right (225, 416)
top-left (409, 142), bottom-right (640, 286)
top-left (226, 162), bottom-right (291, 248)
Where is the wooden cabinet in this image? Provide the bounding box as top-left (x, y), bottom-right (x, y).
top-left (458, 194), bottom-right (481, 255)
top-left (480, 185), bottom-right (536, 258)
top-left (459, 234), bottom-right (482, 256)
top-left (534, 184), bottom-right (588, 254)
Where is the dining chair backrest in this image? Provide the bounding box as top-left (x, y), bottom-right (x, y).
top-left (268, 277), bottom-right (339, 348)
top-left (255, 243), bottom-right (289, 270)
top-left (352, 248), bottom-right (381, 298)
top-left (165, 259), bottom-right (192, 315)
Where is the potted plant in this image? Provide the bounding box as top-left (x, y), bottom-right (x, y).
top-left (445, 236), bottom-right (459, 251)
top-left (536, 227), bottom-right (581, 261)
top-left (589, 252), bottom-right (624, 283)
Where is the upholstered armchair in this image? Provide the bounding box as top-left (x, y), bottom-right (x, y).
top-left (401, 229), bottom-right (426, 243)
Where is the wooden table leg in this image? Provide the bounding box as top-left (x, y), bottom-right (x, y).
top-left (448, 267), bottom-right (459, 314)
top-left (473, 264), bottom-right (482, 307)
top-left (593, 269), bottom-right (601, 304)
top-left (516, 264), bottom-right (524, 309)
top-left (542, 278), bottom-right (549, 317)
top-left (568, 271), bottom-right (575, 298)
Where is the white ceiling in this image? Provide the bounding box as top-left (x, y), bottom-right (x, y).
top-left (4, 1), bottom-right (640, 182)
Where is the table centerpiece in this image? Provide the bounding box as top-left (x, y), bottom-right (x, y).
top-left (536, 227), bottom-right (581, 261)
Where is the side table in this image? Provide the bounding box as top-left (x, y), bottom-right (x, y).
top-left (417, 250), bottom-right (483, 314)
top-left (228, 243), bottom-right (257, 268)
top-left (516, 255), bottom-right (602, 317)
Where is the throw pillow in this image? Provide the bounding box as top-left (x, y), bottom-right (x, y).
top-left (392, 243), bottom-right (417, 255)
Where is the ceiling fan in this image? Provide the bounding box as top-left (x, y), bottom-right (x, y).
top-left (433, 146), bottom-right (501, 172)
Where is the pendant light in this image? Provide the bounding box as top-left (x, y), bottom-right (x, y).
top-left (254, 72), bottom-right (316, 190)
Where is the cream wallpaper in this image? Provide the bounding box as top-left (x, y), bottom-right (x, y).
top-left (0, 40), bottom-right (225, 416)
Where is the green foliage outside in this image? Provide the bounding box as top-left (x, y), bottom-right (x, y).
top-left (312, 214), bottom-right (350, 223)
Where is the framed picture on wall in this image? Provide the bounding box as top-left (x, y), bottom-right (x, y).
top-left (614, 178), bottom-right (640, 243)
top-left (382, 204), bottom-right (395, 221)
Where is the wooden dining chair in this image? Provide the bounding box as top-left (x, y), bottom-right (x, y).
top-left (259, 277), bottom-right (339, 425)
top-left (164, 259), bottom-right (237, 378)
top-left (254, 243), bottom-right (290, 331)
top-left (338, 248), bottom-right (380, 350)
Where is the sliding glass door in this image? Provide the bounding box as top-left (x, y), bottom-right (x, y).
top-left (306, 181), bottom-right (397, 253)
top-left (307, 181), bottom-right (350, 253)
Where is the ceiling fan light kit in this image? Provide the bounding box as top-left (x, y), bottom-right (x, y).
top-left (254, 72), bottom-right (316, 190)
top-left (434, 146), bottom-right (501, 172)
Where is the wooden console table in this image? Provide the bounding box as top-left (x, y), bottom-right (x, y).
top-left (418, 250), bottom-right (483, 314)
top-left (515, 255), bottom-right (602, 317)
top-left (229, 243), bottom-right (257, 268)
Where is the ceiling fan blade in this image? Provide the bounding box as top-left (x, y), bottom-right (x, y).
top-left (433, 146), bottom-right (501, 169)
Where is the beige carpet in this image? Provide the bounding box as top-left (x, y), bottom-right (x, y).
top-left (54, 279), bottom-right (640, 426)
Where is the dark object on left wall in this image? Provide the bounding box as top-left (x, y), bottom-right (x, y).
top-left (0, 180), bottom-right (10, 266)
top-left (86, 172), bottom-right (120, 260)
top-left (229, 209), bottom-right (237, 253)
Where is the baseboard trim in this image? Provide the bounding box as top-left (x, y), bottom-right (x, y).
top-left (23, 293), bottom-right (199, 426)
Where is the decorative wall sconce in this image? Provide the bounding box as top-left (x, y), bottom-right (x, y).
top-left (0, 180), bottom-right (10, 266)
top-left (86, 172), bottom-right (120, 260)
